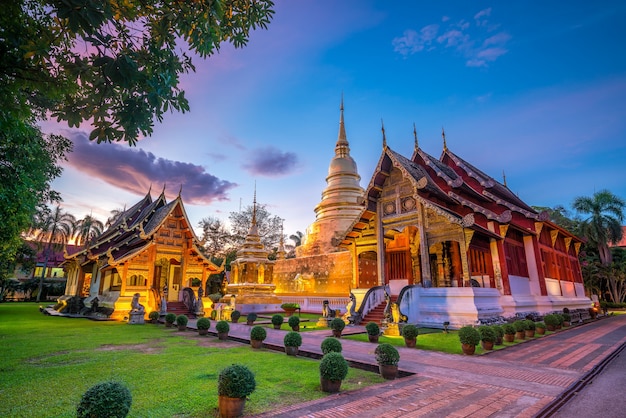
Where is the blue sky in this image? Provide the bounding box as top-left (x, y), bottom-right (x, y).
top-left (47, 0), bottom-right (626, 238)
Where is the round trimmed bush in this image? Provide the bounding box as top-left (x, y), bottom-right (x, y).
top-left (321, 337), bottom-right (342, 354)
top-left (478, 326), bottom-right (496, 343)
top-left (562, 312), bottom-right (571, 322)
top-left (246, 312), bottom-right (258, 323)
top-left (216, 320), bottom-right (230, 333)
top-left (284, 331), bottom-right (302, 347)
top-left (231, 310), bottom-right (241, 321)
top-left (402, 324), bottom-right (419, 339)
top-left (196, 317), bottom-right (211, 330)
top-left (288, 315), bottom-right (300, 328)
top-left (165, 313), bottom-right (176, 324)
top-left (319, 352), bottom-right (349, 381)
top-left (176, 314), bottom-right (189, 326)
top-left (458, 326), bottom-right (480, 346)
top-left (218, 364), bottom-right (256, 398)
top-left (250, 325), bottom-right (267, 341)
top-left (330, 317), bottom-right (345, 331)
top-left (555, 313), bottom-right (564, 325)
top-left (503, 323), bottom-right (515, 335)
top-left (271, 314), bottom-right (284, 326)
top-left (524, 320), bottom-right (536, 331)
top-left (492, 324), bottom-right (504, 339)
top-left (535, 321), bottom-right (546, 329)
top-left (543, 314), bottom-right (559, 327)
top-left (148, 311), bottom-right (159, 321)
top-left (375, 343), bottom-right (400, 366)
top-left (513, 320), bottom-right (526, 332)
top-left (365, 322), bottom-right (380, 336)
top-left (76, 381), bottom-right (132, 418)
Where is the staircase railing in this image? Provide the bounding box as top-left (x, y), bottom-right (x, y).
top-left (396, 285), bottom-right (419, 323)
top-left (355, 285), bottom-right (390, 325)
top-left (149, 287), bottom-right (161, 313)
top-left (181, 287), bottom-right (196, 314)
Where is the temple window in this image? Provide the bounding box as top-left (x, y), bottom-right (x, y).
top-left (127, 274), bottom-right (146, 287)
top-left (504, 230), bottom-right (528, 277)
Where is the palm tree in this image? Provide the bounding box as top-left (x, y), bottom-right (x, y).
top-left (73, 214), bottom-right (104, 247)
top-left (573, 190), bottom-right (625, 265)
top-left (32, 206), bottom-right (76, 302)
top-left (105, 207), bottom-right (125, 229)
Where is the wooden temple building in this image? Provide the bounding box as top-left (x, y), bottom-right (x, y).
top-left (59, 189), bottom-right (222, 319)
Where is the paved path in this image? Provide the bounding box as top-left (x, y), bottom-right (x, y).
top-left (187, 315), bottom-right (626, 417)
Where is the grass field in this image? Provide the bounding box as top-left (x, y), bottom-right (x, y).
top-left (0, 303), bottom-right (385, 417)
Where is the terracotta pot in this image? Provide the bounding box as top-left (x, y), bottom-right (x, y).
top-left (536, 327), bottom-right (546, 335)
top-left (332, 330), bottom-right (342, 338)
top-left (165, 322), bottom-right (174, 328)
top-left (379, 364), bottom-right (398, 380)
top-left (291, 325), bottom-right (300, 332)
top-left (525, 330), bottom-right (535, 338)
top-left (218, 332), bottom-right (229, 340)
top-left (250, 339), bottom-right (263, 349)
top-left (218, 395), bottom-right (246, 418)
top-left (481, 340), bottom-right (494, 351)
top-left (515, 331), bottom-right (525, 340)
top-left (246, 320), bottom-right (254, 326)
top-left (273, 325), bottom-right (281, 330)
top-left (546, 324), bottom-right (556, 331)
top-left (563, 321), bottom-right (570, 327)
top-left (495, 336), bottom-right (503, 345)
top-left (231, 318), bottom-right (239, 323)
top-left (320, 377), bottom-right (342, 393)
top-left (283, 308), bottom-right (297, 316)
top-left (404, 337), bottom-right (417, 348)
top-left (461, 343), bottom-right (476, 355)
top-left (198, 328), bottom-right (209, 336)
top-left (504, 334), bottom-right (515, 343)
top-left (368, 334), bottom-right (379, 343)
top-left (178, 325), bottom-right (187, 331)
top-left (285, 346), bottom-right (299, 356)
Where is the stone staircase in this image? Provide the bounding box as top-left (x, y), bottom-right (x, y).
top-left (361, 300), bottom-right (387, 325)
top-left (166, 301), bottom-right (195, 318)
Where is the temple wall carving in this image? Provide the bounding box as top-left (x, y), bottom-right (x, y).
top-left (273, 252), bottom-right (352, 295)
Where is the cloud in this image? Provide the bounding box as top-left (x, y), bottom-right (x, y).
top-left (392, 8), bottom-right (510, 67)
top-left (241, 146), bottom-right (299, 177)
top-left (65, 131), bottom-right (237, 205)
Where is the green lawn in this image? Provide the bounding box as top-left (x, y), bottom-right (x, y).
top-left (0, 303), bottom-right (385, 417)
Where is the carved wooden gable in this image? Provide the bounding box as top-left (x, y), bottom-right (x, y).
top-left (381, 168), bottom-right (417, 218)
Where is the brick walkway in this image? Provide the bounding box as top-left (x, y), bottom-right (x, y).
top-left (188, 315), bottom-right (626, 417)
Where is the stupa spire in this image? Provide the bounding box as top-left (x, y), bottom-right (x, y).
top-left (335, 94), bottom-right (349, 158)
top-left (252, 182), bottom-right (257, 227)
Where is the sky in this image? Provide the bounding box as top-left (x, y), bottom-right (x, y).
top-left (44, 0), bottom-right (626, 240)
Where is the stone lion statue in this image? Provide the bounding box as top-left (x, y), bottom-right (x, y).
top-left (131, 293), bottom-right (145, 314)
top-left (322, 300), bottom-right (337, 318)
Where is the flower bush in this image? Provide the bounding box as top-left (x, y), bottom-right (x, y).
top-left (321, 337), bottom-right (342, 354)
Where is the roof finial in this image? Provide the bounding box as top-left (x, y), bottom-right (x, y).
top-left (413, 123), bottom-right (419, 150)
top-left (147, 183), bottom-right (152, 195)
top-left (442, 126), bottom-right (448, 151)
top-left (381, 119), bottom-right (387, 148)
top-left (335, 93), bottom-right (349, 157)
top-left (252, 181), bottom-right (257, 227)
top-left (161, 183), bottom-right (166, 195)
top-left (502, 170), bottom-right (507, 187)
top-left (178, 184), bottom-right (182, 197)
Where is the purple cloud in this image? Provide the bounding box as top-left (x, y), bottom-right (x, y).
top-left (242, 146), bottom-right (299, 177)
top-left (66, 131), bottom-right (237, 205)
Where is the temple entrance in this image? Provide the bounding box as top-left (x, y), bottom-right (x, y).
top-left (357, 251), bottom-right (378, 288)
top-left (429, 240), bottom-right (463, 287)
top-left (167, 259), bottom-right (182, 302)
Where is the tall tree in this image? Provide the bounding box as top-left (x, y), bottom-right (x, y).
top-left (228, 204), bottom-right (283, 251)
top-left (532, 205), bottom-right (581, 234)
top-left (73, 214), bottom-right (104, 247)
top-left (198, 216), bottom-right (231, 258)
top-left (573, 190), bottom-right (625, 265)
top-left (32, 206), bottom-right (76, 302)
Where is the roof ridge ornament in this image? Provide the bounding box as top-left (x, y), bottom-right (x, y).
top-left (442, 126), bottom-right (448, 151)
top-left (381, 119), bottom-right (387, 149)
top-left (502, 170), bottom-right (507, 187)
top-left (413, 123), bottom-right (418, 150)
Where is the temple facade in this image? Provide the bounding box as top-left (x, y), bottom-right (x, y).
top-left (60, 190), bottom-right (222, 319)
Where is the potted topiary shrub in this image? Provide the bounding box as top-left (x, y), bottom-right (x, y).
top-left (176, 314), bottom-right (189, 331)
top-left (544, 314), bottom-right (559, 331)
top-left (330, 317), bottom-right (345, 338)
top-left (458, 325), bottom-right (480, 355)
top-left (196, 317), bottom-right (211, 336)
top-left (271, 314), bottom-right (284, 330)
top-left (365, 322), bottom-right (380, 343)
top-left (319, 352), bottom-right (349, 393)
top-left (148, 311), bottom-right (159, 324)
top-left (562, 312), bottom-right (571, 327)
top-left (246, 312), bottom-right (257, 326)
top-left (321, 337), bottom-right (342, 354)
top-left (492, 324), bottom-right (504, 345)
top-left (217, 364), bottom-right (256, 418)
top-left (478, 325), bottom-right (496, 350)
top-left (281, 302), bottom-right (300, 316)
top-left (77, 381), bottom-right (132, 418)
top-left (375, 343), bottom-right (400, 380)
top-left (524, 319), bottom-right (536, 338)
top-left (401, 324), bottom-right (419, 348)
top-left (288, 315), bottom-right (300, 331)
top-left (231, 310), bottom-right (241, 323)
top-left (165, 313), bottom-right (176, 328)
top-left (535, 321), bottom-right (546, 335)
top-left (283, 331), bottom-right (302, 356)
top-left (513, 320), bottom-right (526, 340)
top-left (250, 325), bottom-right (266, 349)
top-left (555, 313), bottom-right (564, 329)
top-left (216, 320), bottom-right (230, 340)
top-left (503, 323), bottom-right (515, 342)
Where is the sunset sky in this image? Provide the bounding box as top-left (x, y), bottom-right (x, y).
top-left (44, 0), bottom-right (626, 240)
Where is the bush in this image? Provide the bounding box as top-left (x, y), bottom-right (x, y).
top-left (216, 320), bottom-right (230, 333)
top-left (402, 324), bottom-right (419, 339)
top-left (281, 302), bottom-right (300, 310)
top-left (208, 293), bottom-right (222, 303)
top-left (250, 325), bottom-right (267, 341)
top-left (365, 322), bottom-right (380, 336)
top-left (176, 314), bottom-right (189, 326)
top-left (555, 313), bottom-right (564, 325)
top-left (271, 314), bottom-right (284, 326)
top-left (148, 311), bottom-right (159, 321)
top-left (283, 331), bottom-right (302, 347)
top-left (196, 317), bottom-right (211, 330)
top-left (288, 315), bottom-right (300, 328)
top-left (524, 319), bottom-right (536, 331)
top-left (513, 320), bottom-right (527, 332)
top-left (375, 343), bottom-right (400, 366)
top-left (231, 310), bottom-right (241, 321)
top-left (478, 326), bottom-right (496, 343)
top-left (535, 321), bottom-right (546, 329)
top-left (246, 312), bottom-right (257, 323)
top-left (76, 381), bottom-right (132, 418)
top-left (503, 323), bottom-right (515, 335)
top-left (218, 364), bottom-right (256, 399)
top-left (321, 337), bottom-right (342, 354)
top-left (330, 317), bottom-right (345, 331)
top-left (544, 314), bottom-right (559, 327)
top-left (492, 324), bottom-right (504, 339)
top-left (458, 326), bottom-right (480, 346)
top-left (319, 352), bottom-right (349, 381)
top-left (562, 312), bottom-right (571, 322)
top-left (164, 313), bottom-right (176, 324)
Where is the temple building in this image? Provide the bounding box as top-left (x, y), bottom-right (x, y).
top-left (60, 189), bottom-right (222, 319)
